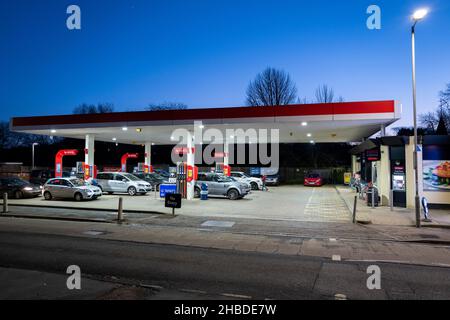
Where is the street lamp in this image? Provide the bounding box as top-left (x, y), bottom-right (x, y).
top-left (411, 8), bottom-right (428, 228)
top-left (32, 143), bottom-right (39, 169)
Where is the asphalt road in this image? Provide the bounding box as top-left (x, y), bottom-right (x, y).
top-left (0, 230), bottom-right (449, 300)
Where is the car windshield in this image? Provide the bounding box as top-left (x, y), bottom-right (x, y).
top-left (8, 178), bottom-right (28, 186)
top-left (307, 174), bottom-right (320, 178)
top-left (123, 173), bottom-right (141, 181)
top-left (70, 179), bottom-right (87, 187)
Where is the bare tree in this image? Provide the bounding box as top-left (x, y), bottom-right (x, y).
top-left (439, 83), bottom-right (450, 110)
top-left (246, 68), bottom-right (297, 106)
top-left (315, 85), bottom-right (336, 103)
top-left (73, 103), bottom-right (114, 114)
top-left (146, 102), bottom-right (188, 111)
top-left (419, 112), bottom-right (438, 132)
top-left (297, 97), bottom-right (310, 104)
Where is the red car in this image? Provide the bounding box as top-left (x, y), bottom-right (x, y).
top-left (304, 173), bottom-right (324, 187)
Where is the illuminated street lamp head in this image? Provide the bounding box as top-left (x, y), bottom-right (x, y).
top-left (412, 8), bottom-right (428, 21)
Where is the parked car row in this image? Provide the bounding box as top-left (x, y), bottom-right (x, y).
top-left (1, 169), bottom-right (298, 202)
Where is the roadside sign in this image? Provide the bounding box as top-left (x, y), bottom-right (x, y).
top-left (160, 184), bottom-right (177, 198)
top-left (165, 193), bottom-right (182, 209)
top-left (165, 193), bottom-right (182, 216)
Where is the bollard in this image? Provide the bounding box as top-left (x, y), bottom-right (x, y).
top-left (2, 193), bottom-right (8, 213)
top-left (117, 197), bottom-right (123, 223)
top-left (352, 195), bottom-right (357, 224)
top-left (390, 189), bottom-right (394, 212)
top-left (371, 188), bottom-right (375, 209)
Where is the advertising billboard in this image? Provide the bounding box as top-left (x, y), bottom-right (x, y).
top-left (423, 145), bottom-right (450, 192)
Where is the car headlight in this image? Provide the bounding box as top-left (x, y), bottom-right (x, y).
top-left (23, 187), bottom-right (33, 191)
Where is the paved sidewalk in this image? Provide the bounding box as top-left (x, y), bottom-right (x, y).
top-left (1, 217), bottom-right (449, 268)
top-left (335, 186), bottom-right (450, 227)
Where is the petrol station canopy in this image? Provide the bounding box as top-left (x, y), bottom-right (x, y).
top-left (10, 100), bottom-right (401, 144)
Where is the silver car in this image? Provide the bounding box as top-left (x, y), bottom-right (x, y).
top-left (43, 178), bottom-right (102, 201)
top-left (96, 172), bottom-right (152, 196)
top-left (194, 173), bottom-right (248, 200)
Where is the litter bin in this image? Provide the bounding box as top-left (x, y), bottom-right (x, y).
top-left (367, 187), bottom-right (379, 207)
top-left (200, 183), bottom-right (208, 200)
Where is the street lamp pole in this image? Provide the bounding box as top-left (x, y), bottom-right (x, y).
top-left (32, 143), bottom-right (38, 169)
top-left (411, 9), bottom-right (428, 228)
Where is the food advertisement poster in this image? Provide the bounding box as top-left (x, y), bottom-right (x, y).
top-left (423, 161), bottom-right (450, 191)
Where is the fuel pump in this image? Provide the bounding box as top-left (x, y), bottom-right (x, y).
top-left (55, 149), bottom-right (79, 178)
top-left (137, 163), bottom-right (154, 174)
top-left (121, 153), bottom-right (139, 172)
top-left (176, 162), bottom-right (187, 198)
top-left (223, 165), bottom-right (231, 177)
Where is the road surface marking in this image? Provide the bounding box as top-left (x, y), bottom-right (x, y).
top-left (335, 293), bottom-right (347, 300)
top-left (329, 238), bottom-right (337, 242)
top-left (180, 289), bottom-right (207, 295)
top-left (222, 293), bottom-right (252, 299)
top-left (140, 284), bottom-right (164, 290)
top-left (332, 255), bottom-right (341, 261)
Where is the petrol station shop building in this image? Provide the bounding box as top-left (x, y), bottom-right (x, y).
top-left (10, 100), bottom-right (450, 207)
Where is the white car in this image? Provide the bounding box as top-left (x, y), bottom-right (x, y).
top-left (43, 178), bottom-right (102, 201)
top-left (230, 171), bottom-right (263, 190)
top-left (96, 172), bottom-right (152, 196)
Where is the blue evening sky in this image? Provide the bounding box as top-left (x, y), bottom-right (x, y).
top-left (1, 0), bottom-right (449, 129)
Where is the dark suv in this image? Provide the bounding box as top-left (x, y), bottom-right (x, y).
top-left (30, 170), bottom-right (71, 186)
top-left (133, 172), bottom-right (169, 191)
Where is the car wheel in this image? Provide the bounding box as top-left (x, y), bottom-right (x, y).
top-left (227, 189), bottom-right (239, 200)
top-left (194, 188), bottom-right (201, 198)
top-left (128, 186), bottom-right (137, 196)
top-left (250, 182), bottom-right (258, 190)
top-left (74, 193), bottom-right (83, 201)
top-left (44, 191), bottom-right (52, 201)
top-left (14, 190), bottom-right (23, 199)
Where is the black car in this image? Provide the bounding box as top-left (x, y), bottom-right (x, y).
top-left (0, 177), bottom-right (42, 199)
top-left (133, 173), bottom-right (168, 191)
top-left (29, 169), bottom-right (71, 186)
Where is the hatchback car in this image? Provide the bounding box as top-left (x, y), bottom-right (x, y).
top-left (0, 177), bottom-right (42, 199)
top-left (133, 172), bottom-right (168, 191)
top-left (43, 178), bottom-right (102, 201)
top-left (96, 172), bottom-right (152, 196)
top-left (304, 173), bottom-right (324, 187)
top-left (195, 173), bottom-right (248, 200)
